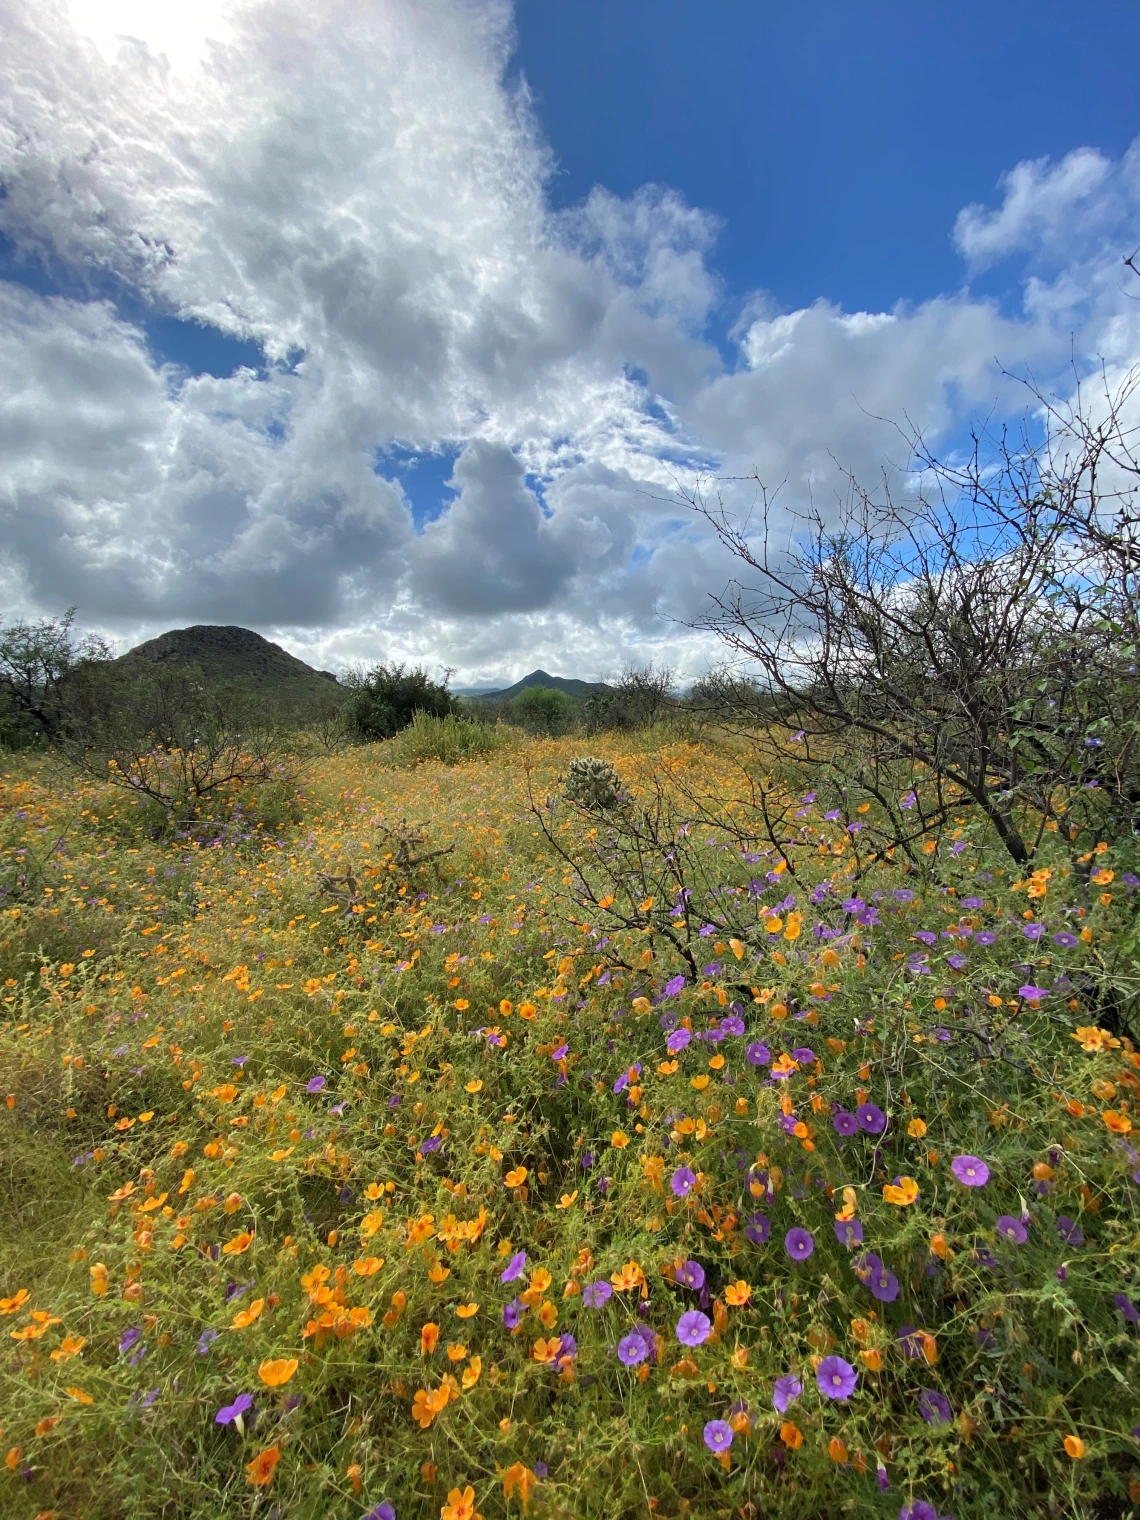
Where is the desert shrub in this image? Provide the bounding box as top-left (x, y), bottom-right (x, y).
top-left (511, 684), bottom-right (578, 735)
top-left (384, 711), bottom-right (503, 766)
top-left (345, 662), bottom-right (455, 741)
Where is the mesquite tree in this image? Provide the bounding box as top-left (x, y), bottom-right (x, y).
top-left (683, 369), bottom-right (1140, 866)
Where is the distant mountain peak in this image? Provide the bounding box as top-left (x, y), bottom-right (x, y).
top-left (470, 669), bottom-right (612, 701)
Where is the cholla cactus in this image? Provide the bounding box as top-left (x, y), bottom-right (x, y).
top-left (563, 755), bottom-right (623, 811)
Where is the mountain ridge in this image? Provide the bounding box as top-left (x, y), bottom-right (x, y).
top-left (118, 624), bottom-right (340, 702)
top-left (466, 669), bottom-right (612, 701)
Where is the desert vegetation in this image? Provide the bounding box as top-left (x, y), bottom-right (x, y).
top-left (1, 374), bottom-right (1140, 1520)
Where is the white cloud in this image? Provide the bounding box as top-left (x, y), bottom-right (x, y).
top-left (1, 0), bottom-right (1139, 684)
top-left (954, 147), bottom-right (1113, 269)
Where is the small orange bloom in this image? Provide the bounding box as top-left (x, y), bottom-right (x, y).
top-left (780, 1421), bottom-right (804, 1449)
top-left (828, 1436), bottom-right (849, 1463)
top-left (504, 1167), bottom-right (527, 1188)
top-left (421, 1322), bottom-right (440, 1355)
top-left (724, 1280), bottom-right (752, 1306)
top-left (455, 1303), bottom-right (479, 1319)
top-left (258, 1358), bottom-right (298, 1387)
top-left (882, 1176), bottom-right (919, 1206)
top-left (907, 1117), bottom-right (927, 1138)
top-left (1063, 1435), bottom-right (1086, 1459)
top-left (1103, 1110), bottom-right (1132, 1134)
top-left (441, 1484), bottom-right (482, 1520)
top-left (502, 1462), bottom-right (536, 1511)
top-left (222, 1230), bottom-right (254, 1255)
top-left (245, 1446), bottom-right (281, 1486)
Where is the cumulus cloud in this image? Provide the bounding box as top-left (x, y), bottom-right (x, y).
top-left (1, 0), bottom-right (1139, 683)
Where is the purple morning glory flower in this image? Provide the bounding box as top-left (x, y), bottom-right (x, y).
top-left (996, 1215), bottom-right (1027, 1245)
top-left (746, 1041), bottom-right (771, 1066)
top-left (551, 1043), bottom-right (568, 1060)
top-left (618, 1332), bottom-right (649, 1366)
top-left (197, 1328), bottom-right (219, 1354)
top-left (365, 1505), bottom-right (396, 1520)
top-left (676, 1259), bottom-right (706, 1290)
top-left (784, 1227), bottom-right (814, 1262)
top-left (772, 1374), bottom-right (802, 1413)
top-left (583, 1281), bottom-right (613, 1308)
top-left (791, 1047), bottom-right (815, 1065)
top-left (919, 1389), bottom-right (953, 1426)
top-left (857, 1104), bottom-right (887, 1135)
top-left (676, 1310), bottom-right (712, 1347)
top-left (1022, 923), bottom-right (1046, 940)
top-left (664, 975), bottom-right (686, 997)
top-left (745, 1212), bottom-right (770, 1245)
top-left (1056, 1217), bottom-right (1084, 1246)
top-left (667, 1028), bottom-right (692, 1054)
top-left (721, 1014), bottom-right (746, 1036)
top-left (420, 1135), bottom-right (442, 1155)
top-left (502, 1297), bottom-right (524, 1329)
top-left (671, 1166), bottom-right (697, 1197)
top-left (961, 896), bottom-right (984, 909)
top-left (899, 1504), bottom-right (938, 1520)
top-left (950, 1155), bottom-right (989, 1187)
top-left (306, 1075), bottom-right (327, 1093)
top-left (1115, 1293), bottom-right (1140, 1325)
top-left (500, 1250), bottom-right (527, 1284)
top-left (816, 1356), bottom-right (857, 1400)
top-left (975, 930), bottom-right (996, 946)
top-left (834, 1218), bottom-right (864, 1248)
top-left (703, 1419), bottom-right (734, 1452)
top-left (854, 1252), bottom-right (899, 1302)
top-left (1053, 931), bottom-right (1078, 948)
top-left (833, 1110), bottom-right (858, 1137)
top-left (215, 1392), bottom-right (254, 1426)
top-left (1018, 984), bottom-right (1049, 1001)
top-left (119, 1327), bottom-right (142, 1355)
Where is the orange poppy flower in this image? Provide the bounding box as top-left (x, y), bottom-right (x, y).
top-left (231, 1297), bottom-right (265, 1329)
top-left (222, 1230), bottom-right (254, 1255)
top-left (502, 1462), bottom-right (536, 1510)
top-left (780, 1421), bottom-right (804, 1449)
top-left (461, 1356), bottom-right (482, 1389)
top-left (1103, 1110), bottom-right (1132, 1134)
top-left (258, 1358), bottom-right (298, 1387)
top-left (455, 1303), bottom-right (479, 1319)
top-left (245, 1446), bottom-right (281, 1486)
top-left (828, 1436), bottom-right (849, 1462)
top-left (504, 1167), bottom-right (527, 1188)
top-left (421, 1322), bottom-right (440, 1355)
top-left (441, 1485), bottom-right (482, 1520)
top-left (724, 1281), bottom-right (752, 1306)
top-left (883, 1175), bottom-right (920, 1206)
top-left (352, 1256), bottom-right (384, 1276)
top-left (1063, 1435), bottom-right (1086, 1459)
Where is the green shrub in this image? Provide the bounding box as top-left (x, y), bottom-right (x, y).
top-left (510, 684), bottom-right (578, 735)
top-left (384, 711), bottom-right (503, 765)
top-left (346, 663), bottom-right (455, 741)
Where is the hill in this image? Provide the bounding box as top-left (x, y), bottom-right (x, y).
top-left (118, 625), bottom-right (340, 706)
top-left (471, 668), bottom-right (612, 701)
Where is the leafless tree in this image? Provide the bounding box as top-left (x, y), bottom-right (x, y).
top-left (676, 368), bottom-right (1140, 867)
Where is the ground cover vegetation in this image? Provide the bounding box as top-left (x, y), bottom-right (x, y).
top-left (1, 375), bottom-right (1140, 1520)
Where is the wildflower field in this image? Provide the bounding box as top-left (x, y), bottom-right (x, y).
top-left (2, 733), bottom-right (1140, 1520)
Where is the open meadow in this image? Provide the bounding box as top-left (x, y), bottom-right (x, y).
top-left (2, 730), bottom-right (1139, 1520)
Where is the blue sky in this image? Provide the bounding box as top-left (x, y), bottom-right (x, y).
top-left (1, 0), bottom-right (1138, 682)
top-left (516, 0), bottom-right (1140, 316)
